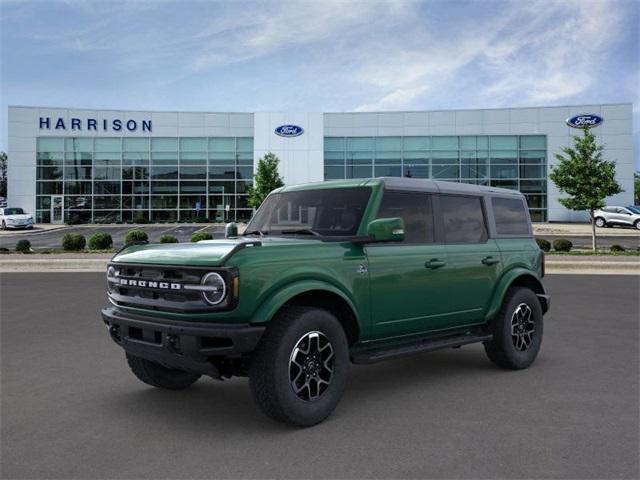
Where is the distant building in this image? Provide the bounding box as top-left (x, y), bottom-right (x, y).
top-left (7, 103), bottom-right (634, 223)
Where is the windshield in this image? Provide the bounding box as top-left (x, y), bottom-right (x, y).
top-left (626, 206), bottom-right (640, 214)
top-left (4, 208), bottom-right (25, 215)
top-left (245, 187), bottom-right (371, 237)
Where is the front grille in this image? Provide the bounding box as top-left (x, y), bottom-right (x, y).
top-left (107, 263), bottom-right (235, 313)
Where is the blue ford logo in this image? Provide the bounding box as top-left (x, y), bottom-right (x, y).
top-left (275, 125), bottom-right (304, 137)
top-left (566, 114), bottom-right (604, 129)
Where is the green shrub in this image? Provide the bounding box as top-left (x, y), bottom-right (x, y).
top-left (88, 231), bottom-right (113, 250)
top-left (66, 215), bottom-right (83, 226)
top-left (134, 216), bottom-right (149, 224)
top-left (193, 216), bottom-right (209, 223)
top-left (159, 235), bottom-right (179, 244)
top-left (610, 244), bottom-right (625, 252)
top-left (535, 238), bottom-right (551, 252)
top-left (62, 233), bottom-right (86, 251)
top-left (16, 239), bottom-right (31, 253)
top-left (552, 238), bottom-right (573, 252)
top-left (124, 229), bottom-right (148, 245)
top-left (191, 231), bottom-right (213, 242)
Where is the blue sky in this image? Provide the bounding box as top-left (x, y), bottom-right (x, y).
top-left (1, 0), bottom-right (638, 166)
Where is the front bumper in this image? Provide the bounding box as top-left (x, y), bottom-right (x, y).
top-left (102, 307), bottom-right (265, 378)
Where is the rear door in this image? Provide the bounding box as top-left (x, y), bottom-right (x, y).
top-left (366, 190), bottom-right (453, 340)
top-left (439, 194), bottom-right (502, 326)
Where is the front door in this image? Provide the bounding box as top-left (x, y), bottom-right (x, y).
top-left (51, 195), bottom-right (64, 224)
top-left (366, 191), bottom-right (453, 341)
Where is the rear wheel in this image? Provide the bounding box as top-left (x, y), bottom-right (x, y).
top-left (635, 220), bottom-right (640, 230)
top-left (594, 217), bottom-right (606, 228)
top-left (484, 287), bottom-right (543, 370)
top-left (249, 307), bottom-right (350, 427)
top-left (126, 353), bottom-right (201, 390)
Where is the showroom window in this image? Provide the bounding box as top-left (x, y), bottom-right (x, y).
top-left (324, 135), bottom-right (547, 221)
top-left (36, 136), bottom-right (254, 223)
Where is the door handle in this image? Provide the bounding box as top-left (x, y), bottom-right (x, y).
top-left (425, 259), bottom-right (446, 269)
top-left (482, 256), bottom-right (500, 266)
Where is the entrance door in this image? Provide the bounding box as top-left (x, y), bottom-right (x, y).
top-left (51, 195), bottom-right (64, 224)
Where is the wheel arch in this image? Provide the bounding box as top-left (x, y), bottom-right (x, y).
top-left (250, 281), bottom-right (361, 345)
top-left (486, 269), bottom-right (547, 321)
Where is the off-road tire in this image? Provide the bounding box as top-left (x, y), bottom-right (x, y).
top-left (249, 307), bottom-right (350, 427)
top-left (594, 217), bottom-right (606, 228)
top-left (126, 353), bottom-right (201, 390)
top-left (484, 287), bottom-right (543, 370)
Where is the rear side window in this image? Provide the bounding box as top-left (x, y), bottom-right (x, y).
top-left (440, 195), bottom-right (487, 244)
top-left (376, 191), bottom-right (434, 243)
top-left (492, 197), bottom-right (530, 235)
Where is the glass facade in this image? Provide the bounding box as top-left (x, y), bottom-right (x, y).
top-left (324, 135), bottom-right (547, 221)
top-left (36, 136), bottom-right (254, 223)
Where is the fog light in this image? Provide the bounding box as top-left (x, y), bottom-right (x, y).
top-left (200, 272), bottom-right (226, 305)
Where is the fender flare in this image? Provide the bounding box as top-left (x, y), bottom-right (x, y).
top-left (250, 279), bottom-right (361, 327)
top-left (485, 268), bottom-right (546, 321)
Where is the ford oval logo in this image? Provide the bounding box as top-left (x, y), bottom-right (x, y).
top-left (566, 114), bottom-right (604, 129)
top-left (275, 125), bottom-right (304, 137)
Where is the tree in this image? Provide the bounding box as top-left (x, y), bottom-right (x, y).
top-left (549, 127), bottom-right (623, 252)
top-left (0, 152), bottom-right (7, 198)
top-left (634, 172), bottom-right (640, 205)
top-left (246, 152), bottom-right (284, 209)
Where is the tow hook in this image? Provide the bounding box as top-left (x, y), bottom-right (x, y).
top-left (108, 324), bottom-right (121, 343)
top-left (166, 334), bottom-right (179, 353)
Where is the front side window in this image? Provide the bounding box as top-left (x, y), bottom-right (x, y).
top-left (246, 187), bottom-right (371, 237)
top-left (376, 191), bottom-right (434, 243)
top-left (440, 195), bottom-right (487, 244)
top-left (492, 197), bottom-right (530, 235)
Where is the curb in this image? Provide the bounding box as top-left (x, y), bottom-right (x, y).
top-left (0, 258), bottom-right (110, 272)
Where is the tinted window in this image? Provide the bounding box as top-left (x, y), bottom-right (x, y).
top-left (246, 187), bottom-right (371, 237)
top-left (440, 195), bottom-right (487, 243)
top-left (376, 191), bottom-right (434, 243)
top-left (492, 197), bottom-right (530, 235)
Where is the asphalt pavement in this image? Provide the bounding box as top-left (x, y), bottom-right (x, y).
top-left (1, 273), bottom-right (638, 479)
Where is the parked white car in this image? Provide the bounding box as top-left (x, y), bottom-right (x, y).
top-left (1, 207), bottom-right (35, 230)
top-left (594, 206), bottom-right (640, 230)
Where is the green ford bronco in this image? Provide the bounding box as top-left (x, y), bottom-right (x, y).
top-left (102, 177), bottom-right (549, 426)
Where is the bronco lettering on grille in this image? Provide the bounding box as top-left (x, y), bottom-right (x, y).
top-left (118, 278), bottom-right (182, 290)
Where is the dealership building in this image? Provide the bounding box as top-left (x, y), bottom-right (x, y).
top-left (6, 103), bottom-right (634, 224)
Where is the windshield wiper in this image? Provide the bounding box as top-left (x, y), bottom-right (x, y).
top-left (280, 228), bottom-right (322, 237)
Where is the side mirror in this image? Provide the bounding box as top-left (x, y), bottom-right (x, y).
top-left (366, 217), bottom-right (405, 242)
top-left (225, 222), bottom-right (238, 238)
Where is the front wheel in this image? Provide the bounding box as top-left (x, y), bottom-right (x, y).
top-left (1, 221), bottom-right (5, 231)
top-left (484, 287), bottom-right (543, 370)
top-left (634, 220), bottom-right (640, 230)
top-left (126, 353), bottom-right (201, 390)
top-left (249, 307), bottom-right (350, 427)
top-left (594, 217), bottom-right (606, 228)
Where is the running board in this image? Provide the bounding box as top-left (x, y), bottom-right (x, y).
top-left (351, 332), bottom-right (493, 364)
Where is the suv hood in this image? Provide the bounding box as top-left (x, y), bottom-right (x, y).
top-left (112, 237), bottom-right (323, 267)
top-left (4, 214), bottom-right (32, 220)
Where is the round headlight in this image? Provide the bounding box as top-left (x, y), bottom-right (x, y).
top-left (106, 266), bottom-right (116, 293)
top-left (201, 272), bottom-right (226, 305)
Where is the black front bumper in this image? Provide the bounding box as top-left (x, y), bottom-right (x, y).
top-left (101, 307), bottom-right (265, 378)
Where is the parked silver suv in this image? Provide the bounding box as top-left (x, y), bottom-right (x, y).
top-left (594, 206), bottom-right (640, 230)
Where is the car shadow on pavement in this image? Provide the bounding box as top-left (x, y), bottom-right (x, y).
top-left (104, 346), bottom-right (501, 432)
